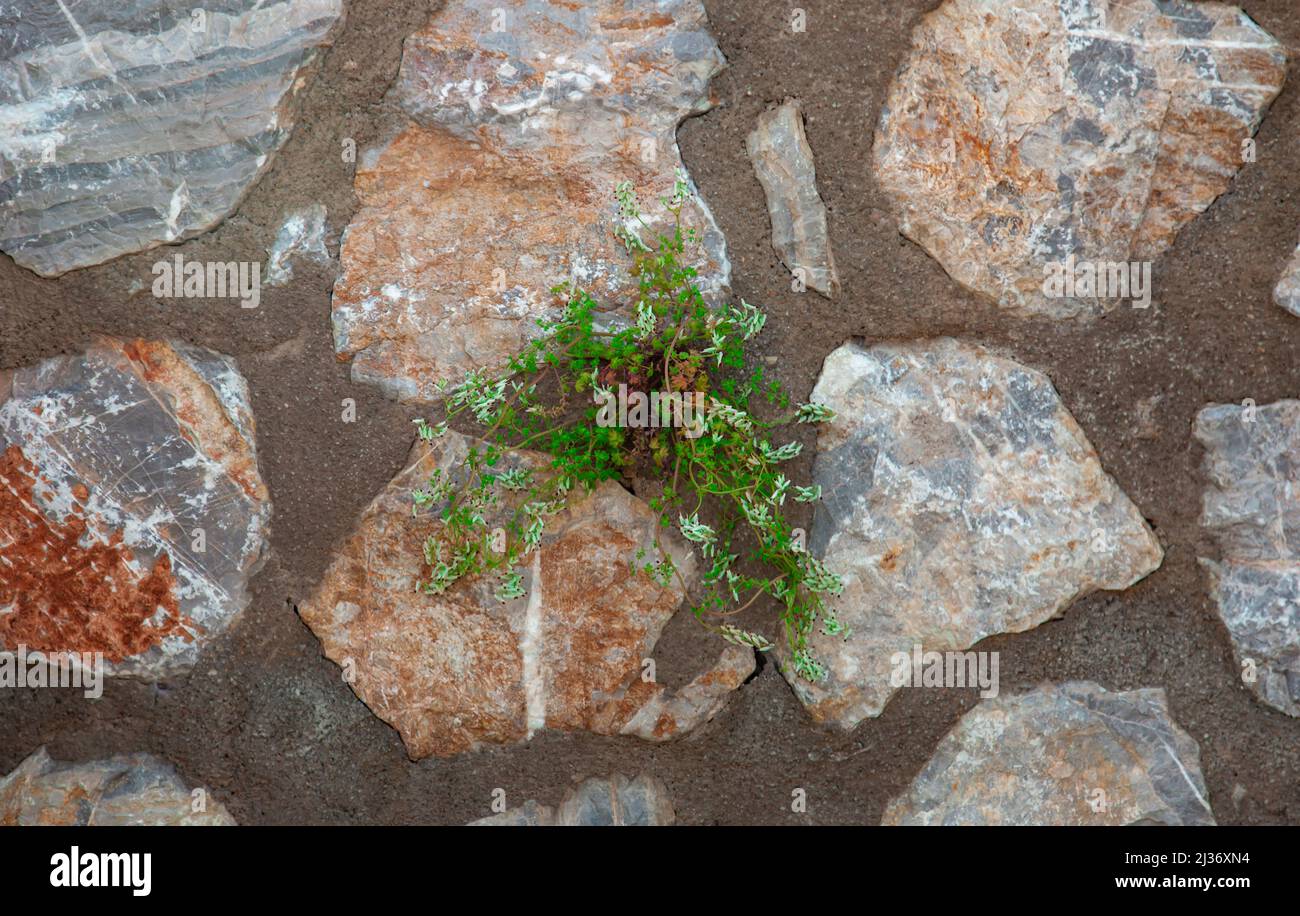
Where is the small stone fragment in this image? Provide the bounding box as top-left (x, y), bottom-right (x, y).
top-left (882, 682), bottom-right (1215, 826)
top-left (0, 338), bottom-right (271, 678)
top-left (785, 338), bottom-right (1162, 728)
top-left (469, 774), bottom-right (674, 826)
top-left (1195, 399), bottom-right (1300, 716)
top-left (1273, 243), bottom-right (1300, 317)
top-left (1133, 393), bottom-right (1163, 440)
top-left (264, 204), bottom-right (331, 287)
top-left (0, 0), bottom-right (344, 276)
top-left (873, 0), bottom-right (1285, 318)
top-left (299, 431), bottom-right (752, 759)
top-left (331, 0), bottom-right (730, 403)
top-left (471, 799), bottom-right (555, 826)
top-left (0, 747), bottom-right (236, 825)
top-left (746, 99), bottom-right (839, 298)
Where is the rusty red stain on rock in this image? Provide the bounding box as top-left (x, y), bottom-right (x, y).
top-left (120, 338), bottom-right (265, 503)
top-left (0, 445), bottom-right (190, 662)
top-left (0, 337), bottom-right (270, 679)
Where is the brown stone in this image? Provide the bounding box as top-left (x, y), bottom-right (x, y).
top-left (299, 431), bottom-right (752, 759)
top-left (873, 0), bottom-right (1285, 318)
top-left (331, 0), bottom-right (730, 403)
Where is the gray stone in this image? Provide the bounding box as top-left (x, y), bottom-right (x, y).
top-left (1273, 244), bottom-right (1300, 317)
top-left (0, 746), bottom-right (236, 825)
top-left (746, 99), bottom-right (839, 298)
top-left (0, 337), bottom-right (270, 678)
top-left (883, 682), bottom-right (1215, 826)
top-left (0, 0), bottom-right (344, 277)
top-left (469, 774), bottom-right (674, 826)
top-left (1195, 399), bottom-right (1300, 716)
top-left (873, 0), bottom-right (1285, 318)
top-left (785, 338), bottom-right (1162, 728)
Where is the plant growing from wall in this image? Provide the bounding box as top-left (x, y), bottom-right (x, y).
top-left (412, 175), bottom-right (844, 682)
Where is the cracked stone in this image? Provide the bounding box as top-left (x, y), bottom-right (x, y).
top-left (0, 0), bottom-right (344, 277)
top-left (784, 338), bottom-right (1163, 728)
top-left (1195, 399), bottom-right (1300, 716)
top-left (0, 337), bottom-right (271, 678)
top-left (330, 0), bottom-right (730, 403)
top-left (882, 682), bottom-right (1215, 825)
top-left (746, 99), bottom-right (839, 298)
top-left (298, 430), bottom-right (753, 759)
top-left (873, 0), bottom-right (1285, 318)
top-left (469, 773), bottom-right (675, 825)
top-left (1, 746), bottom-right (235, 825)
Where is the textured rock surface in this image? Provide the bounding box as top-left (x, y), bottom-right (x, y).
top-left (1195, 400), bottom-right (1300, 716)
top-left (786, 339), bottom-right (1162, 728)
top-left (883, 682), bottom-right (1215, 825)
top-left (873, 0), bottom-right (1285, 318)
top-left (331, 0), bottom-right (730, 403)
top-left (1273, 244), bottom-right (1300, 317)
top-left (746, 99), bottom-right (838, 298)
top-left (264, 204), bottom-right (330, 286)
top-left (299, 431), bottom-right (752, 759)
top-left (469, 773), bottom-right (674, 825)
top-left (0, 0), bottom-right (343, 277)
top-left (0, 746), bottom-right (235, 825)
top-left (0, 337), bottom-right (270, 678)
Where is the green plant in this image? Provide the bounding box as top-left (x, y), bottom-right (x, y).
top-left (412, 174), bottom-right (844, 681)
